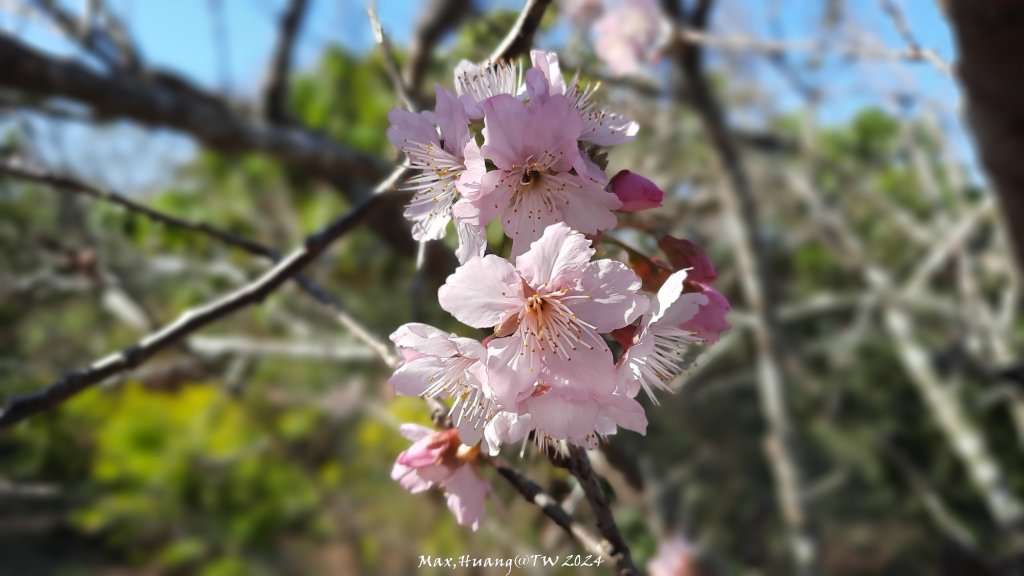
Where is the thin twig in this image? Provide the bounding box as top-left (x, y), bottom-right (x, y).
top-left (550, 447), bottom-right (639, 576)
top-left (367, 1), bottom-right (416, 112)
top-left (0, 158), bottom-right (404, 368)
top-left (262, 0), bottom-right (308, 122)
top-left (489, 457), bottom-right (616, 565)
top-left (489, 0), bottom-right (552, 62)
top-left (670, 24), bottom-right (950, 75)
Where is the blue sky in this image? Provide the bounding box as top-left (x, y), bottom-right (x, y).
top-left (0, 0), bottom-right (974, 189)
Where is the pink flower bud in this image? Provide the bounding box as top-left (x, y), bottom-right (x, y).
top-left (680, 283), bottom-right (731, 344)
top-left (658, 236), bottom-right (718, 283)
top-left (610, 170), bottom-right (664, 212)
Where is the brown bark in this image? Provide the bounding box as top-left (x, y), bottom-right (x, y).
top-left (947, 1), bottom-right (1024, 274)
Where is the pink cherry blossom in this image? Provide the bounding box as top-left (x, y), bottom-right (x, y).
top-left (609, 170), bottom-right (665, 212)
top-left (391, 424), bottom-right (491, 530)
top-left (593, 0), bottom-right (670, 76)
top-left (648, 534), bottom-right (698, 576)
top-left (466, 94), bottom-right (621, 255)
top-left (387, 85), bottom-right (486, 262)
top-left (680, 283), bottom-right (731, 344)
top-left (438, 223), bottom-right (648, 447)
top-left (526, 50), bottom-right (639, 147)
top-left (618, 270), bottom-right (707, 402)
top-left (389, 323), bottom-right (492, 445)
top-left (453, 59), bottom-right (522, 120)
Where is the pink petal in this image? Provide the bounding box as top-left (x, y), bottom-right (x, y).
top-left (680, 284), bottom-right (731, 344)
top-left (398, 423), bottom-right (436, 442)
top-left (522, 385), bottom-right (601, 443)
top-left (596, 392), bottom-right (647, 435)
top-left (438, 255), bottom-right (523, 328)
top-left (572, 259), bottom-right (648, 332)
top-left (501, 181), bottom-right (564, 257)
top-left (524, 67), bottom-right (552, 104)
top-left (514, 222), bottom-right (594, 289)
top-left (386, 108), bottom-right (439, 153)
top-left (443, 465), bottom-right (491, 531)
top-left (555, 172), bottom-right (621, 233)
top-left (389, 357), bottom-right (446, 396)
top-left (455, 139), bottom-right (487, 200)
top-left (529, 50), bottom-right (566, 96)
top-left (391, 462), bottom-right (434, 493)
top-left (433, 84), bottom-right (470, 157)
top-left (481, 95), bottom-right (529, 170)
top-left (484, 336), bottom-right (542, 409)
top-left (397, 432), bottom-right (449, 467)
top-left (389, 323), bottom-right (460, 359)
top-left (483, 411), bottom-right (533, 456)
top-left (523, 94), bottom-right (581, 173)
top-left (649, 270), bottom-right (708, 327)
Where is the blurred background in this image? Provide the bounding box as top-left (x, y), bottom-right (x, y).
top-left (1, 0), bottom-right (1022, 574)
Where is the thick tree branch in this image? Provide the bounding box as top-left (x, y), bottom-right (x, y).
top-left (0, 34), bottom-right (388, 185)
top-left (0, 33), bottom-right (420, 255)
top-left (403, 0), bottom-right (472, 94)
top-left (262, 0), bottom-right (308, 122)
top-left (489, 0), bottom-right (552, 62)
top-left (947, 1), bottom-right (1024, 276)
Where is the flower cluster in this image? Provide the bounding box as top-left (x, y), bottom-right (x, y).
top-left (387, 50), bottom-right (639, 261)
top-left (384, 50), bottom-right (729, 530)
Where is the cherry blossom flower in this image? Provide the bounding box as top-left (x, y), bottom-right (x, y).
top-left (609, 170), bottom-right (665, 212)
top-left (593, 0), bottom-right (670, 76)
top-left (680, 283), bottom-right (731, 344)
top-left (526, 50), bottom-right (639, 147)
top-left (439, 223), bottom-right (648, 447)
top-left (618, 270), bottom-right (707, 402)
top-left (387, 85), bottom-right (486, 263)
top-left (648, 534), bottom-right (699, 576)
top-left (465, 94), bottom-right (621, 255)
top-left (479, 377), bottom-right (649, 453)
top-left (453, 59), bottom-right (522, 119)
top-left (389, 323), bottom-right (493, 445)
top-left (391, 424), bottom-right (490, 530)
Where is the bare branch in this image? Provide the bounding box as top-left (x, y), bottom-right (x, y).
top-left (262, 0), bottom-right (308, 122)
top-left (489, 457), bottom-right (617, 565)
top-left (0, 181), bottom-right (397, 428)
top-left (550, 447), bottom-right (639, 576)
top-left (0, 33), bottom-right (422, 255)
top-left (668, 23), bottom-right (950, 74)
top-left (663, 1), bottom-right (818, 573)
top-left (0, 158), bottom-right (404, 369)
top-left (0, 34), bottom-right (389, 185)
top-left (490, 0), bottom-right (552, 62)
top-left (368, 2), bottom-right (416, 111)
top-left (403, 0), bottom-right (472, 93)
